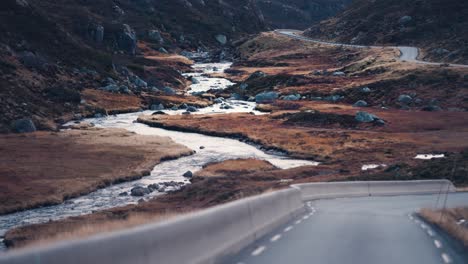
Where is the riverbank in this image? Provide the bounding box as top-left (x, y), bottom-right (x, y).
top-left (0, 127), bottom-right (193, 215)
top-left (3, 158), bottom-right (332, 249)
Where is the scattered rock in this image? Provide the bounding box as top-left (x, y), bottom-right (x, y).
top-left (239, 83), bottom-right (248, 90)
top-left (11, 118), bottom-right (36, 133)
top-left (422, 105), bottom-right (442, 112)
top-left (130, 186), bottom-right (151, 197)
top-left (148, 184), bottom-right (160, 192)
top-left (361, 87), bottom-right (372, 93)
top-left (150, 104), bottom-right (165, 111)
top-left (118, 24), bottom-right (137, 55)
top-left (161, 86), bottom-right (176, 95)
top-left (332, 71), bottom-right (346, 76)
top-left (148, 30), bottom-right (164, 43)
top-left (398, 94), bottom-right (413, 104)
top-left (399, 16), bottom-right (413, 25)
top-left (353, 100), bottom-right (368, 107)
top-left (255, 91), bottom-right (278, 103)
top-left (355, 111), bottom-right (379, 123)
top-left (18, 51), bottom-right (47, 69)
top-left (133, 76), bottom-right (147, 88)
top-left (214, 98), bottom-right (223, 104)
top-left (152, 111), bottom-right (167, 115)
top-left (159, 47), bottom-right (169, 54)
top-left (248, 71), bottom-right (267, 79)
top-left (100, 84), bottom-right (120, 93)
top-left (118, 192), bottom-right (128, 196)
top-left (183, 171), bottom-right (193, 178)
top-left (186, 106), bottom-right (198, 112)
top-left (199, 146), bottom-right (205, 149)
top-left (120, 86), bottom-right (131, 94)
top-left (282, 94), bottom-right (301, 101)
top-left (215, 34), bottom-right (227, 45)
top-left (230, 93), bottom-right (243, 100)
top-left (324, 95), bottom-right (343, 102)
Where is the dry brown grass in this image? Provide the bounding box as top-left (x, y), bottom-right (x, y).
top-left (15, 210), bottom-right (193, 250)
top-left (0, 128), bottom-right (193, 214)
top-left (81, 89), bottom-right (142, 114)
top-left (195, 159), bottom-right (277, 177)
top-left (420, 207), bottom-right (468, 247)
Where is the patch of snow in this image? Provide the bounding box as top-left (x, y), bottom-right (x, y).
top-left (361, 164), bottom-right (386, 171)
top-left (414, 154), bottom-right (445, 160)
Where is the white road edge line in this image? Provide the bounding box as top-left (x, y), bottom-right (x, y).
top-left (251, 246), bottom-right (267, 256)
top-left (284, 226), bottom-right (294, 232)
top-left (441, 253), bottom-right (452, 263)
top-left (427, 229), bottom-right (435, 237)
top-left (434, 240), bottom-right (442, 248)
top-left (270, 234), bottom-right (282, 242)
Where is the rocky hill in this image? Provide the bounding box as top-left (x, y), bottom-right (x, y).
top-left (305, 0), bottom-right (468, 64)
top-left (257, 0), bottom-right (351, 29)
top-left (0, 0), bottom-right (350, 133)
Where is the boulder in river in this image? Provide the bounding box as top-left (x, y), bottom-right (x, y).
top-left (148, 184), bottom-right (160, 192)
top-left (183, 171), bottom-right (193, 178)
top-left (130, 186), bottom-right (151, 197)
top-left (11, 118), bottom-right (36, 133)
top-left (186, 106), bottom-right (198, 112)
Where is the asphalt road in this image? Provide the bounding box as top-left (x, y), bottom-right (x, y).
top-left (275, 29), bottom-right (468, 68)
top-left (228, 193), bottom-right (468, 264)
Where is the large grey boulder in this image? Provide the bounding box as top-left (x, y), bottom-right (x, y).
top-left (353, 100), bottom-right (368, 107)
top-left (18, 51), bottom-right (47, 69)
top-left (100, 84), bottom-right (120, 93)
top-left (118, 24), bottom-right (137, 55)
top-left (12, 118), bottom-right (36, 133)
top-left (399, 16), bottom-right (413, 25)
top-left (282, 94), bottom-right (301, 101)
top-left (255, 91), bottom-right (278, 103)
top-left (215, 34), bottom-right (227, 45)
top-left (148, 30), bottom-right (164, 43)
top-left (150, 104), bottom-right (164, 111)
top-left (130, 186), bottom-right (151, 197)
top-left (186, 106), bottom-right (198, 112)
top-left (355, 111), bottom-right (379, 123)
top-left (161, 86), bottom-right (176, 95)
top-left (133, 76), bottom-right (147, 88)
top-left (398, 94), bottom-right (413, 104)
top-left (183, 171), bottom-right (193, 178)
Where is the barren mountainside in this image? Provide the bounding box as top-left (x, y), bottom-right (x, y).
top-left (305, 0), bottom-right (468, 64)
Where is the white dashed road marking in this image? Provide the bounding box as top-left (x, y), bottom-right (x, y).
top-left (441, 253), bottom-right (452, 263)
top-left (295, 219), bottom-right (302, 225)
top-left (284, 226), bottom-right (293, 232)
top-left (427, 229), bottom-right (435, 237)
top-left (434, 240), bottom-right (442, 248)
top-left (270, 234), bottom-right (282, 242)
top-left (251, 246), bottom-right (266, 256)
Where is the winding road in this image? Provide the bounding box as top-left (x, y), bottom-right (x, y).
top-left (230, 192), bottom-right (468, 264)
top-left (275, 29), bottom-right (468, 68)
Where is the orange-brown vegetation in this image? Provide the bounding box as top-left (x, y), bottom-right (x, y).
top-left (0, 128), bottom-right (193, 215)
top-left (195, 159), bottom-right (277, 177)
top-left (420, 207), bottom-right (468, 247)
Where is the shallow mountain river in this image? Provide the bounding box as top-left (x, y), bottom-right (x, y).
top-left (0, 62), bottom-right (317, 250)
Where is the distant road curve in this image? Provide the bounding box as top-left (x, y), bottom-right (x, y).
top-left (275, 29), bottom-right (468, 68)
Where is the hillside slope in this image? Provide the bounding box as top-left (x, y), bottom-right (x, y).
top-left (305, 0), bottom-right (468, 64)
top-left (257, 0), bottom-right (351, 29)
